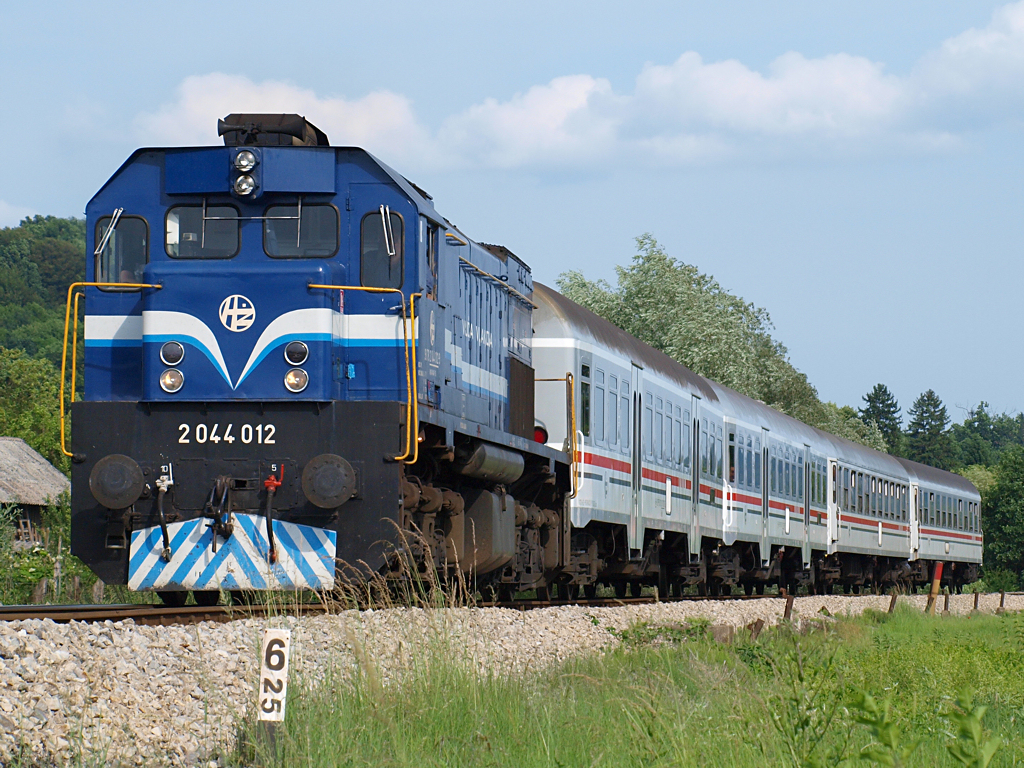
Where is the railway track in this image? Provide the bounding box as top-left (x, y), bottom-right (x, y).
top-left (0, 592), bottom-right (773, 625)
top-left (4, 591), bottom-right (1016, 625)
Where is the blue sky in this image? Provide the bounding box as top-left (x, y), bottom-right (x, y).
top-left (1, 1), bottom-right (1021, 422)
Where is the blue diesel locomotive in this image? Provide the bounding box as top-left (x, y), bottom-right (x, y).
top-left (71, 114), bottom-right (570, 605)
top-left (70, 114), bottom-right (979, 603)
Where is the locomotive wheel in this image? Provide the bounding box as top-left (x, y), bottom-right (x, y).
top-left (563, 583), bottom-right (580, 601)
top-left (743, 582), bottom-right (754, 596)
top-left (755, 582), bottom-right (765, 595)
top-left (158, 591), bottom-right (187, 608)
top-left (614, 582), bottom-right (628, 599)
top-left (192, 590), bottom-right (221, 607)
top-left (629, 582), bottom-right (642, 598)
top-left (583, 583), bottom-right (598, 599)
top-left (536, 585), bottom-right (551, 602)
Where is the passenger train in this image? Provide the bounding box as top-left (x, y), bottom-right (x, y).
top-left (68, 114), bottom-right (980, 604)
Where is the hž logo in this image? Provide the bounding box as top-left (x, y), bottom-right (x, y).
top-left (219, 294), bottom-right (256, 332)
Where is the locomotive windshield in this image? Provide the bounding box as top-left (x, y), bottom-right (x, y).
top-left (264, 204), bottom-right (338, 258)
top-left (360, 210), bottom-right (403, 288)
top-left (165, 205), bottom-right (239, 259)
top-left (95, 215), bottom-right (148, 286)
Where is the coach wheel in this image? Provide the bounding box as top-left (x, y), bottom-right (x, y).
top-left (158, 591), bottom-right (187, 608)
top-left (192, 590), bottom-right (221, 607)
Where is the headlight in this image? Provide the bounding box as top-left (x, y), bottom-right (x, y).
top-left (284, 341), bottom-right (308, 365)
top-left (234, 174), bottom-right (256, 195)
top-left (284, 368), bottom-right (308, 393)
top-left (234, 150), bottom-right (257, 172)
top-left (160, 369), bottom-right (184, 393)
top-left (160, 341), bottom-right (184, 366)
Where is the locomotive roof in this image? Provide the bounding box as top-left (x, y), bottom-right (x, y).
top-left (533, 283), bottom-right (978, 495)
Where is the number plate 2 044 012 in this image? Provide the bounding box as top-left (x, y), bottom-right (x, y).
top-left (258, 629), bottom-right (291, 722)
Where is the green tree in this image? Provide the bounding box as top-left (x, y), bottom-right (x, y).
top-left (950, 402), bottom-right (1024, 467)
top-left (982, 446), bottom-right (1024, 577)
top-left (0, 347), bottom-right (68, 474)
top-left (905, 390), bottom-right (960, 470)
top-left (859, 383), bottom-right (903, 455)
top-left (557, 234), bottom-right (884, 450)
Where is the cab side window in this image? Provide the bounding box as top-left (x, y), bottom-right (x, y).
top-left (361, 210), bottom-right (403, 289)
top-left (96, 215), bottom-right (148, 287)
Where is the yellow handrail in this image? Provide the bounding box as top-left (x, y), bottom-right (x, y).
top-left (407, 293), bottom-right (422, 465)
top-left (537, 372), bottom-right (577, 499)
top-left (70, 292), bottom-right (84, 404)
top-left (307, 284), bottom-right (417, 463)
top-left (60, 281), bottom-right (163, 457)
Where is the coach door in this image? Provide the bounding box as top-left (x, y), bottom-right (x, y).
top-left (909, 483), bottom-right (920, 560)
top-left (629, 364), bottom-right (644, 552)
top-left (802, 445), bottom-right (811, 568)
top-left (826, 459), bottom-right (839, 555)
top-left (689, 395), bottom-right (702, 558)
top-left (760, 428), bottom-right (770, 565)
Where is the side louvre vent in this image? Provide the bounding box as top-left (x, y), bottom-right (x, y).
top-left (508, 357), bottom-right (535, 440)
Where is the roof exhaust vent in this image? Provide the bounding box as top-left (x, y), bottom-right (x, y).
top-left (218, 114), bottom-right (329, 147)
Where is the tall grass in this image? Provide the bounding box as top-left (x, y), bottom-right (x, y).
top-left (234, 607), bottom-right (1024, 767)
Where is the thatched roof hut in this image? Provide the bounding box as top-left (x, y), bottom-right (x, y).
top-left (0, 437), bottom-right (69, 509)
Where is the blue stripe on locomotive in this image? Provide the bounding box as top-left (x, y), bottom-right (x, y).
top-left (82, 146), bottom-right (527, 433)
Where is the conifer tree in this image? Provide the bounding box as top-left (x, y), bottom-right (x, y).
top-left (905, 389), bottom-right (960, 470)
top-left (859, 383), bottom-right (903, 454)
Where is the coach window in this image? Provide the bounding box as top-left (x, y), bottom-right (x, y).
top-left (754, 441), bottom-right (762, 491)
top-left (736, 439), bottom-right (744, 486)
top-left (166, 206), bottom-right (239, 259)
top-left (655, 398), bottom-right (664, 462)
top-left (716, 429), bottom-right (724, 479)
top-left (682, 410), bottom-right (691, 470)
top-left (701, 421), bottom-right (709, 475)
top-left (608, 376), bottom-right (618, 447)
top-left (264, 203), bottom-right (339, 257)
top-left (96, 215), bottom-right (148, 287)
top-left (594, 370), bottom-right (605, 443)
top-left (360, 210), bottom-right (404, 289)
top-left (784, 461), bottom-right (791, 497)
top-left (620, 383), bottom-right (630, 451)
top-left (798, 456), bottom-right (804, 502)
top-left (580, 365), bottom-right (591, 438)
top-left (671, 409), bottom-right (679, 468)
top-left (729, 433), bottom-right (737, 484)
top-left (770, 455), bottom-right (777, 493)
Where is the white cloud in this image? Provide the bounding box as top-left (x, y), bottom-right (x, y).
top-left (134, 73), bottom-right (435, 167)
top-left (0, 200), bottom-right (35, 228)
top-left (134, 2), bottom-right (1024, 170)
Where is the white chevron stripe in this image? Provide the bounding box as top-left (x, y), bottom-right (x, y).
top-left (85, 314), bottom-right (143, 342)
top-left (143, 311), bottom-right (231, 385)
top-left (235, 308), bottom-right (334, 386)
top-left (129, 515), bottom-right (336, 591)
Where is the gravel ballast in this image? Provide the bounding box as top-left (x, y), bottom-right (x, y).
top-left (1, 592), bottom-right (1020, 766)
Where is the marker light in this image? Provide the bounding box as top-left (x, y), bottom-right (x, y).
top-left (160, 341), bottom-right (184, 366)
top-left (534, 426), bottom-right (549, 444)
top-left (234, 174), bottom-right (256, 195)
top-left (234, 150), bottom-right (257, 172)
top-left (160, 369), bottom-right (184, 393)
top-left (284, 341), bottom-right (308, 365)
top-left (284, 368), bottom-right (308, 393)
